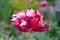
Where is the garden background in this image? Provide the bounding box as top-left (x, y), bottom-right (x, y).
top-left (0, 0), bottom-right (60, 40)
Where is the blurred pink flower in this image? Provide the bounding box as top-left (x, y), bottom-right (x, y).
top-left (11, 9), bottom-right (49, 32)
top-left (50, 6), bottom-right (55, 13)
top-left (40, 1), bottom-right (48, 7)
top-left (40, 7), bottom-right (48, 12)
top-left (39, 1), bottom-right (48, 12)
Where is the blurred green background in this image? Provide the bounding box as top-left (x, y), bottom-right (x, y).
top-left (0, 0), bottom-right (60, 40)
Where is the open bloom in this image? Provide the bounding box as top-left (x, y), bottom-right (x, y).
top-left (11, 9), bottom-right (49, 32)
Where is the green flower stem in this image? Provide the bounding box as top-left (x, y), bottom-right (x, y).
top-left (23, 32), bottom-right (31, 40)
top-left (11, 35), bottom-right (14, 40)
